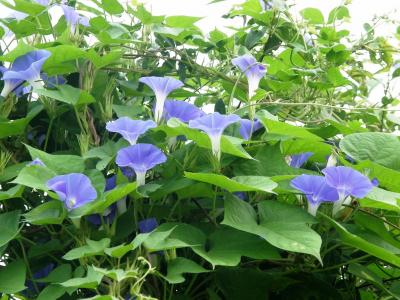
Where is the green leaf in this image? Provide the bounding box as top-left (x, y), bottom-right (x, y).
top-left (0, 105), bottom-right (43, 139)
top-left (327, 67), bottom-right (350, 86)
top-left (193, 226), bottom-right (280, 267)
top-left (84, 139), bottom-right (128, 170)
top-left (0, 0), bottom-right (45, 15)
top-left (0, 41), bottom-right (35, 62)
top-left (257, 115), bottom-right (323, 141)
top-left (340, 132), bottom-right (400, 170)
top-left (165, 257), bottom-right (209, 284)
top-left (63, 238), bottom-right (111, 260)
top-left (319, 213), bottom-right (400, 267)
top-left (92, 266), bottom-right (137, 282)
top-left (160, 118), bottom-right (252, 159)
top-left (24, 201), bottom-right (67, 225)
top-left (0, 260), bottom-right (26, 294)
top-left (35, 85), bottom-right (95, 107)
top-left (222, 194), bottom-right (322, 261)
top-left (362, 187), bottom-right (400, 212)
top-left (12, 165), bottom-right (56, 190)
top-left (184, 172), bottom-right (277, 193)
top-left (0, 185), bottom-right (24, 202)
top-left (0, 210), bottom-right (21, 248)
top-left (60, 266), bottom-right (103, 289)
top-left (100, 0), bottom-right (124, 14)
top-left (328, 6), bottom-right (350, 23)
top-left (43, 45), bottom-right (86, 74)
top-left (300, 8), bottom-right (324, 24)
top-left (165, 16), bottom-right (202, 28)
top-left (25, 144), bottom-right (85, 174)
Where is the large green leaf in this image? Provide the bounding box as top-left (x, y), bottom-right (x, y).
top-left (0, 210), bottom-right (21, 248)
top-left (184, 172), bottom-right (277, 193)
top-left (164, 257), bottom-right (209, 284)
top-left (300, 8), bottom-right (325, 24)
top-left (25, 144), bottom-right (85, 174)
top-left (319, 213), bottom-right (400, 267)
top-left (0, 105), bottom-right (43, 139)
top-left (0, 260), bottom-right (26, 294)
top-left (35, 85), bottom-right (95, 107)
top-left (24, 201), bottom-right (67, 225)
top-left (63, 238), bottom-right (111, 260)
top-left (60, 266), bottom-right (103, 289)
top-left (340, 132), bottom-right (400, 170)
top-left (362, 187), bottom-right (400, 212)
top-left (193, 226), bottom-right (280, 267)
top-left (257, 116), bottom-right (322, 141)
top-left (100, 0), bottom-right (124, 15)
top-left (222, 194), bottom-right (322, 261)
top-left (0, 185), bottom-right (24, 201)
top-left (12, 165), bottom-right (56, 190)
top-left (160, 118), bottom-right (252, 159)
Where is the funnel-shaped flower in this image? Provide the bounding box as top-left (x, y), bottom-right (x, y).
top-left (239, 118), bottom-right (263, 140)
top-left (61, 4), bottom-right (90, 32)
top-left (291, 174), bottom-right (339, 216)
top-left (139, 77), bottom-right (184, 123)
top-left (1, 50), bottom-right (51, 97)
top-left (138, 218), bottom-right (158, 233)
top-left (164, 100), bottom-right (205, 123)
top-left (47, 173), bottom-right (97, 210)
top-left (116, 144), bottom-right (167, 186)
top-left (322, 166), bottom-right (374, 214)
top-left (232, 54), bottom-right (266, 99)
top-left (290, 152), bottom-right (313, 168)
top-left (189, 112), bottom-right (240, 160)
top-left (106, 117), bottom-right (156, 145)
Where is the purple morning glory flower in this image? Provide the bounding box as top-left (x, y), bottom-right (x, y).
top-left (232, 54), bottom-right (266, 99)
top-left (138, 77), bottom-right (184, 123)
top-left (164, 100), bottom-right (205, 123)
top-left (87, 176), bottom-right (118, 225)
top-left (1, 50), bottom-right (51, 98)
top-left (106, 117), bottom-right (156, 145)
top-left (116, 144), bottom-right (167, 186)
top-left (41, 74), bottom-right (66, 88)
top-left (47, 173), bottom-right (97, 210)
top-left (239, 118), bottom-right (263, 140)
top-left (322, 166), bottom-right (374, 214)
top-left (291, 174), bottom-right (339, 216)
top-left (290, 152), bottom-right (313, 168)
top-left (189, 112), bottom-right (241, 160)
top-left (138, 218), bottom-right (158, 233)
top-left (61, 4), bottom-right (90, 33)
top-left (28, 158), bottom-right (45, 167)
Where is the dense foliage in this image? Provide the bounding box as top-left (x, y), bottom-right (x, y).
top-left (0, 0), bottom-right (400, 299)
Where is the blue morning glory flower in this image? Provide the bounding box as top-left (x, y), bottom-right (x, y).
top-left (322, 166), bottom-right (374, 214)
top-left (290, 152), bottom-right (313, 168)
top-left (371, 178), bottom-right (379, 187)
top-left (47, 173), bottom-right (97, 210)
top-left (28, 158), bottom-right (45, 167)
top-left (139, 77), bottom-right (184, 123)
top-left (189, 112), bottom-right (241, 160)
top-left (1, 50), bottom-right (51, 98)
top-left (291, 174), bottom-right (339, 216)
top-left (106, 117), bottom-right (157, 145)
top-left (232, 54), bottom-right (266, 99)
top-left (61, 4), bottom-right (90, 33)
top-left (116, 144), bottom-right (167, 186)
top-left (164, 100), bottom-right (205, 123)
top-left (239, 118), bottom-right (263, 140)
top-left (35, 0), bottom-right (49, 5)
top-left (138, 218), bottom-right (158, 233)
top-left (24, 263), bottom-right (54, 295)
